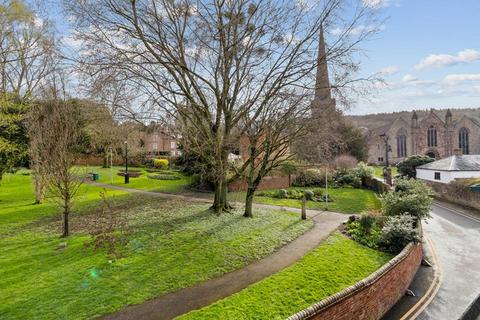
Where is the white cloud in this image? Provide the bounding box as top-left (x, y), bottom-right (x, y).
top-left (443, 73), bottom-right (480, 85)
top-left (402, 74), bottom-right (418, 82)
top-left (415, 49), bottom-right (480, 69)
top-left (363, 0), bottom-right (389, 8)
top-left (379, 66), bottom-right (399, 75)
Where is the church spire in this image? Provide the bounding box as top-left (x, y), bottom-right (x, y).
top-left (315, 25), bottom-right (332, 101)
top-left (311, 25), bottom-right (336, 115)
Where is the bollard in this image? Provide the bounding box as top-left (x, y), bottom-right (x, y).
top-left (301, 195), bottom-right (307, 220)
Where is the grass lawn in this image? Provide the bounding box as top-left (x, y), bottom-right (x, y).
top-left (79, 165), bottom-right (194, 193)
top-left (178, 232), bottom-right (392, 320)
top-left (230, 187), bottom-right (381, 214)
top-left (0, 171), bottom-right (312, 320)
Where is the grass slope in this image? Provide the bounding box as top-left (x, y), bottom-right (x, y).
top-left (0, 171), bottom-right (312, 320)
top-left (230, 187), bottom-right (381, 214)
top-left (178, 233), bottom-right (392, 320)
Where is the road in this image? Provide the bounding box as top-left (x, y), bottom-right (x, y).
top-left (417, 201), bottom-right (480, 319)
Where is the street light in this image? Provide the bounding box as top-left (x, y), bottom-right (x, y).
top-left (379, 133), bottom-right (392, 167)
top-left (379, 133), bottom-right (393, 186)
top-left (124, 140), bottom-right (129, 184)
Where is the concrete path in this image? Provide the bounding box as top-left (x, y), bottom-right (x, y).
top-left (90, 182), bottom-right (346, 320)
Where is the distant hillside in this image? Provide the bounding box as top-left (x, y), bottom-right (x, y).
top-left (347, 107), bottom-right (480, 130)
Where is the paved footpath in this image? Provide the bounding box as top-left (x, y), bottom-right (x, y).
top-left (89, 182), bottom-right (346, 320)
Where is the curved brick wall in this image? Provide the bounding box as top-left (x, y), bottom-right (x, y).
top-left (288, 242), bottom-right (423, 320)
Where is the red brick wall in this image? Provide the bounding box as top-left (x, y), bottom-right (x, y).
top-left (228, 175), bottom-right (290, 192)
top-left (289, 243), bottom-right (423, 320)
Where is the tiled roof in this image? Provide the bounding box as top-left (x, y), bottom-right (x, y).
top-left (417, 155), bottom-right (480, 171)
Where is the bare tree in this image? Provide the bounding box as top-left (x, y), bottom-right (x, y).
top-left (66, 0), bottom-right (382, 214)
top-left (240, 93), bottom-right (310, 217)
top-left (27, 100), bottom-right (84, 237)
top-left (0, 0), bottom-right (59, 100)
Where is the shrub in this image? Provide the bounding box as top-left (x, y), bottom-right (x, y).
top-left (293, 168), bottom-right (332, 187)
top-left (353, 162), bottom-right (374, 179)
top-left (334, 154), bottom-right (358, 170)
top-left (153, 158), bottom-right (169, 170)
top-left (397, 155), bottom-right (434, 178)
top-left (334, 169), bottom-right (361, 188)
top-left (346, 215), bottom-right (382, 248)
top-left (147, 174), bottom-right (181, 180)
top-left (117, 171), bottom-right (141, 178)
top-left (378, 215), bottom-right (420, 254)
top-left (380, 178), bottom-right (432, 220)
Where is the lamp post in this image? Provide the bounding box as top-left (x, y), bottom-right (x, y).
top-left (379, 133), bottom-right (392, 186)
top-left (124, 140), bottom-right (129, 184)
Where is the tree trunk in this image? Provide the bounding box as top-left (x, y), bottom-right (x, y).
top-left (62, 198), bottom-right (70, 238)
top-left (211, 175), bottom-right (232, 214)
top-left (34, 175), bottom-right (44, 204)
top-left (102, 152), bottom-right (108, 168)
top-left (244, 186), bottom-right (255, 218)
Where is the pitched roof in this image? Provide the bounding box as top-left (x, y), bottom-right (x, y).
top-left (417, 155), bottom-right (480, 171)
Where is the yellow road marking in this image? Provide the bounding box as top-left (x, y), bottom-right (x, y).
top-left (399, 236), bottom-right (442, 320)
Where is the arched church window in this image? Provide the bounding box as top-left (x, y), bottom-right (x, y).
top-left (396, 134), bottom-right (407, 157)
top-left (427, 126), bottom-right (437, 147)
top-left (459, 127), bottom-right (469, 155)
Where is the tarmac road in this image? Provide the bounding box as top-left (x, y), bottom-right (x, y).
top-left (416, 201), bottom-right (480, 320)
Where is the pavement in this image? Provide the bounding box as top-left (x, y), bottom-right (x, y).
top-left (385, 200), bottom-right (480, 320)
top-left (89, 181), bottom-right (347, 320)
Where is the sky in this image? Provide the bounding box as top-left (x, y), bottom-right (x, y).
top-left (351, 0), bottom-right (480, 115)
top-left (41, 0), bottom-right (480, 116)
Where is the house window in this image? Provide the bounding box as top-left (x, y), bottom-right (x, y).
top-left (459, 127), bottom-right (469, 155)
top-left (170, 141), bottom-right (176, 149)
top-left (153, 134), bottom-right (158, 141)
top-left (396, 134), bottom-right (407, 157)
top-left (427, 126), bottom-right (437, 147)
top-left (378, 157), bottom-right (384, 162)
top-left (152, 143), bottom-right (158, 150)
top-left (434, 172), bottom-right (441, 180)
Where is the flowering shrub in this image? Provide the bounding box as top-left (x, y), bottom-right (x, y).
top-left (381, 177), bottom-right (432, 220)
top-left (153, 158), bottom-right (169, 170)
top-left (378, 215), bottom-right (420, 254)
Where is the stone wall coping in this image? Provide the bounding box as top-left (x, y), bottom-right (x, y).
top-left (288, 241), bottom-right (417, 320)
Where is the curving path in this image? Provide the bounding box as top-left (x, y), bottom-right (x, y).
top-left (88, 182), bottom-right (346, 320)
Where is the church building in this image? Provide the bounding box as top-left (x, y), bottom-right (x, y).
top-left (352, 109), bottom-right (480, 165)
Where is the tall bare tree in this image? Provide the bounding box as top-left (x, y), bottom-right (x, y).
top-left (27, 100), bottom-right (84, 237)
top-left (0, 0), bottom-right (59, 100)
top-left (66, 0), bottom-right (382, 213)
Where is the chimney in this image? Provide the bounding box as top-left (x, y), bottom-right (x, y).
top-left (453, 148), bottom-right (462, 156)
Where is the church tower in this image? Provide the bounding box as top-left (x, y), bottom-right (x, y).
top-left (311, 26), bottom-right (336, 116)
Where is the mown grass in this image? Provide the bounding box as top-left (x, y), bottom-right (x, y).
top-left (178, 233), bottom-right (392, 320)
top-left (0, 171), bottom-right (312, 320)
top-left (79, 165), bottom-right (194, 193)
top-left (230, 186), bottom-right (381, 214)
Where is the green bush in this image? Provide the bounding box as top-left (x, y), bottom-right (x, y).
top-left (378, 215), bottom-right (420, 254)
top-left (147, 174), bottom-right (181, 180)
top-left (353, 162), bottom-right (374, 179)
top-left (293, 168), bottom-right (332, 187)
top-left (380, 178), bottom-right (432, 220)
top-left (257, 188), bottom-right (332, 202)
top-left (153, 158), bottom-right (169, 170)
top-left (346, 216), bottom-right (382, 249)
top-left (397, 155), bottom-right (434, 178)
top-left (334, 169), bottom-right (361, 188)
